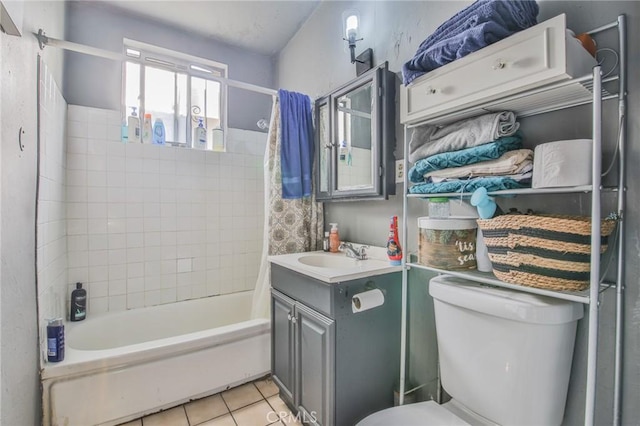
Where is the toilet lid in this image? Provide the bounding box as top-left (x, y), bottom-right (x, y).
top-left (357, 401), bottom-right (471, 426)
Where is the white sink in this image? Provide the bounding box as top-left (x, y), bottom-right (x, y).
top-left (268, 247), bottom-right (402, 283)
top-left (298, 254), bottom-right (361, 269)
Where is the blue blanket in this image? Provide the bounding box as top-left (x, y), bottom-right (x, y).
top-left (402, 0), bottom-right (539, 85)
top-left (408, 134), bottom-right (522, 183)
top-left (279, 89), bottom-right (314, 199)
top-left (409, 176), bottom-right (526, 195)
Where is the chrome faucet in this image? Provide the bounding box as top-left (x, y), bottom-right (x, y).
top-left (339, 242), bottom-right (369, 260)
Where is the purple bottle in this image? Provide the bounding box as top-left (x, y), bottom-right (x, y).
top-left (47, 318), bottom-right (65, 362)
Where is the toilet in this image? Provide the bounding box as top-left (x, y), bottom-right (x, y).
top-left (359, 275), bottom-right (584, 426)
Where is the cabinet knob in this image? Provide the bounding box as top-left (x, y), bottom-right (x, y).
top-left (291, 316), bottom-right (297, 324)
top-left (287, 313), bottom-right (292, 321)
top-left (492, 59), bottom-right (506, 70)
top-left (425, 86), bottom-right (437, 95)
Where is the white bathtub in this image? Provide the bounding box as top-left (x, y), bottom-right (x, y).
top-left (41, 291), bottom-right (270, 426)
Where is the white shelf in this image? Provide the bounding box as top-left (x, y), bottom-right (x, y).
top-left (406, 262), bottom-right (593, 304)
top-left (406, 185), bottom-right (618, 199)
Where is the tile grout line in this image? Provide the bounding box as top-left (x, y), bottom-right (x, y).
top-left (219, 388), bottom-right (239, 426)
top-left (183, 405), bottom-right (190, 426)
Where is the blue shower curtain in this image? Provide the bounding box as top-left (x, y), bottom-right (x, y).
top-left (278, 89), bottom-right (314, 199)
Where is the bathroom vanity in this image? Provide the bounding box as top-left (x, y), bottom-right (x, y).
top-left (269, 251), bottom-right (401, 426)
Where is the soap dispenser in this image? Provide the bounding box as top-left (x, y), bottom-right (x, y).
top-left (69, 282), bottom-right (87, 322)
top-left (194, 118), bottom-right (207, 150)
top-left (329, 223), bottom-right (340, 253)
top-left (127, 107), bottom-right (141, 143)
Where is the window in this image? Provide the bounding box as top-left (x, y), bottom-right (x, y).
top-left (123, 39), bottom-right (228, 150)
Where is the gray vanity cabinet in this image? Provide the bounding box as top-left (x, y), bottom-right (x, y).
top-left (270, 264), bottom-right (401, 426)
top-left (272, 290), bottom-right (297, 404)
top-left (272, 289), bottom-right (335, 425)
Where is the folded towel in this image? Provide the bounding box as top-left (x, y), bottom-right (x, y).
top-left (408, 112), bottom-right (519, 163)
top-left (430, 168), bottom-right (532, 183)
top-left (402, 0), bottom-right (539, 85)
top-left (279, 89), bottom-right (314, 199)
top-left (426, 149), bottom-right (533, 180)
top-left (408, 134), bottom-right (522, 183)
top-left (409, 175), bottom-right (527, 195)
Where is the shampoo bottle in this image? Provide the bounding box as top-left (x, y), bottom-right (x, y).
top-left (329, 223), bottom-right (340, 253)
top-left (194, 118), bottom-right (207, 150)
top-left (142, 113), bottom-right (153, 144)
top-left (69, 282), bottom-right (86, 322)
top-left (127, 107), bottom-right (141, 143)
top-left (46, 318), bottom-right (65, 362)
top-left (386, 216), bottom-right (402, 266)
top-left (152, 118), bottom-right (166, 145)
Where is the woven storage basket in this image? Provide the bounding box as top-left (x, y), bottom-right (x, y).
top-left (477, 215), bottom-right (617, 291)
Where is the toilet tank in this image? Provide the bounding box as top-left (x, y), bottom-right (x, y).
top-left (429, 276), bottom-right (583, 426)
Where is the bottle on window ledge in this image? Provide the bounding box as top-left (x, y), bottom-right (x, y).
top-left (152, 118), bottom-right (166, 146)
top-left (142, 113), bottom-right (153, 144)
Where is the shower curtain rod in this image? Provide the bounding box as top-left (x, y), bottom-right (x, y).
top-left (34, 29), bottom-right (278, 98)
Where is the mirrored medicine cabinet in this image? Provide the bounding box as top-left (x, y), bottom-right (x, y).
top-left (315, 63), bottom-right (396, 201)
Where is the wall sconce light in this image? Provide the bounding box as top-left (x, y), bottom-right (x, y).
top-left (342, 10), bottom-right (373, 76)
top-left (342, 11), bottom-right (362, 64)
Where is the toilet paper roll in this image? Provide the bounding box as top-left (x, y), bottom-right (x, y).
top-left (352, 289), bottom-right (384, 313)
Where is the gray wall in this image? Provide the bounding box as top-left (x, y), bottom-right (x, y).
top-left (64, 1), bottom-right (275, 131)
top-left (0, 1), bottom-right (66, 424)
top-left (277, 1), bottom-right (640, 425)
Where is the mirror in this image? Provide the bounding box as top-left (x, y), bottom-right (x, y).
top-left (315, 63), bottom-right (395, 201)
top-left (335, 81), bottom-right (373, 191)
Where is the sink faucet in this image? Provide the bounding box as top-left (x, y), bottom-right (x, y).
top-left (339, 242), bottom-right (369, 260)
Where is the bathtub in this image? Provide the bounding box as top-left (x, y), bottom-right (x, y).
top-left (41, 290), bottom-right (270, 426)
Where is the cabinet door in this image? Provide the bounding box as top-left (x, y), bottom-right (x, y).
top-left (271, 290), bottom-right (296, 405)
top-left (295, 302), bottom-right (335, 426)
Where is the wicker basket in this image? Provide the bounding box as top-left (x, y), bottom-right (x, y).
top-left (476, 215), bottom-right (617, 291)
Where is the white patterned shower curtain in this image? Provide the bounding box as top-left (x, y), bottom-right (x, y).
top-left (251, 97), bottom-right (323, 319)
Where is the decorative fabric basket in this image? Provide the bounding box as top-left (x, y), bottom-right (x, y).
top-left (477, 215), bottom-right (617, 291)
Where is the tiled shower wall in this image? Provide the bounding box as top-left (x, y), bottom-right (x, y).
top-left (36, 59), bottom-right (68, 343)
top-left (65, 106), bottom-right (265, 314)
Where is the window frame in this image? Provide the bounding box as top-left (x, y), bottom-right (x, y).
top-left (122, 38), bottom-right (229, 149)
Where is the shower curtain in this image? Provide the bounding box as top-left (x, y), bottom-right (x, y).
top-left (251, 92), bottom-right (323, 319)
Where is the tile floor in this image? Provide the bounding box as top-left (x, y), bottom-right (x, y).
top-left (119, 376), bottom-right (302, 426)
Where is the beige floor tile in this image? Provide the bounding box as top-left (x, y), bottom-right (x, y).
top-left (266, 396), bottom-right (302, 425)
top-left (198, 413), bottom-right (237, 426)
top-left (254, 377), bottom-right (279, 398)
top-left (222, 383), bottom-right (263, 411)
top-left (232, 400), bottom-right (277, 426)
top-left (185, 394), bottom-right (230, 425)
top-left (142, 406), bottom-right (189, 426)
top-left (118, 420), bottom-right (142, 426)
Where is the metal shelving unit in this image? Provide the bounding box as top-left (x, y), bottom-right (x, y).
top-left (398, 15), bottom-right (627, 426)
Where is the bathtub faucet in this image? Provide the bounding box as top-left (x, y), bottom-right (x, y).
top-left (339, 242), bottom-right (369, 260)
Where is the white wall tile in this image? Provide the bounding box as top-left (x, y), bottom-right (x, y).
top-left (58, 105), bottom-right (267, 313)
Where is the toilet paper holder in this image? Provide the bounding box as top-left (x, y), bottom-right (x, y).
top-left (352, 283), bottom-right (386, 313)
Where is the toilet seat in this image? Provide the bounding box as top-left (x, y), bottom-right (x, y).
top-left (357, 401), bottom-right (471, 426)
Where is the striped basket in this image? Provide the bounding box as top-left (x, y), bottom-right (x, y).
top-left (477, 215), bottom-right (617, 291)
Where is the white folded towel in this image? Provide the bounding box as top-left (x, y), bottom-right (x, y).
top-left (409, 111), bottom-right (520, 163)
top-left (425, 149), bottom-right (533, 180)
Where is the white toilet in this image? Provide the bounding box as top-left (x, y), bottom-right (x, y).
top-left (359, 275), bottom-right (584, 426)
